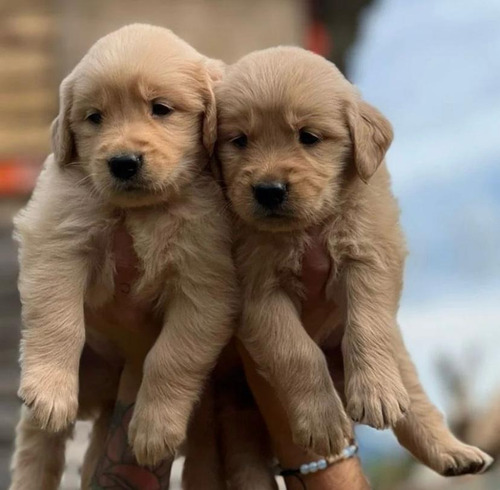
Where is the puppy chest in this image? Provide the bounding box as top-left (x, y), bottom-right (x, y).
top-left (84, 223), bottom-right (176, 311)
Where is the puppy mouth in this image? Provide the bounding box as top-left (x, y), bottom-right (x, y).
top-left (248, 206), bottom-right (304, 232)
top-left (110, 180), bottom-right (165, 197)
top-left (93, 170), bottom-right (162, 198)
top-left (113, 181), bottom-right (146, 192)
top-left (255, 206), bottom-right (294, 220)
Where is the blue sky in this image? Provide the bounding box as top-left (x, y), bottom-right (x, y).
top-left (349, 0), bottom-right (500, 456)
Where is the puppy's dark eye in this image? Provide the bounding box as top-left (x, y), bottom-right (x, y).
top-left (231, 134), bottom-right (248, 149)
top-left (299, 129), bottom-right (320, 146)
top-left (152, 103), bottom-right (172, 117)
top-left (86, 112), bottom-right (102, 125)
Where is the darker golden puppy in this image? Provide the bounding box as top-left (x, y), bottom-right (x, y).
top-left (214, 46), bottom-right (493, 476)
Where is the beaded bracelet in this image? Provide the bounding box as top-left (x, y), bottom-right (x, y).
top-left (276, 443), bottom-right (359, 489)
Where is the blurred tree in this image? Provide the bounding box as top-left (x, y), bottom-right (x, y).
top-left (437, 356), bottom-right (500, 463)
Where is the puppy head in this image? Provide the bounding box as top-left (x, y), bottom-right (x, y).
top-left (52, 24), bottom-right (219, 207)
top-left (215, 47), bottom-right (393, 231)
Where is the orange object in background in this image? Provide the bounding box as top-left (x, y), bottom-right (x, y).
top-left (305, 19), bottom-right (331, 57)
top-left (0, 159), bottom-right (42, 196)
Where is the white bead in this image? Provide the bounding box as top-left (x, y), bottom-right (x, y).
top-left (300, 464), bottom-right (310, 475)
top-left (309, 462), bottom-right (318, 473)
top-left (318, 459), bottom-right (327, 470)
top-left (342, 445), bottom-right (356, 458)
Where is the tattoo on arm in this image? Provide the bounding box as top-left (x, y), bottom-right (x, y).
top-left (91, 402), bottom-right (172, 490)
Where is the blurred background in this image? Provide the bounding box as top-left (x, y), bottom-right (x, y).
top-left (0, 0), bottom-right (499, 488)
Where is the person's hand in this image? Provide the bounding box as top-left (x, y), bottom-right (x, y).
top-left (238, 230), bottom-right (369, 490)
top-left (89, 224), bottom-right (172, 489)
top-left (90, 225), bottom-right (367, 490)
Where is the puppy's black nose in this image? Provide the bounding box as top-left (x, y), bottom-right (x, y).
top-left (108, 154), bottom-right (142, 181)
top-left (253, 182), bottom-right (288, 210)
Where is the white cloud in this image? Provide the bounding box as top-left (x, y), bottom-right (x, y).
top-left (400, 289), bottom-right (500, 408)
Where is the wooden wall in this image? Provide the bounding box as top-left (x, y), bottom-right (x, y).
top-left (0, 0), bottom-right (56, 156)
top-left (0, 0), bottom-right (304, 159)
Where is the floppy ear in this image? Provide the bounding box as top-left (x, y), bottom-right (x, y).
top-left (51, 75), bottom-right (76, 165)
top-left (347, 98), bottom-right (393, 182)
top-left (202, 85), bottom-right (217, 157)
top-left (202, 59), bottom-right (225, 157)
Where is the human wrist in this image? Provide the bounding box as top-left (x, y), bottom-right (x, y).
top-left (278, 443), bottom-right (358, 477)
top-left (276, 443), bottom-right (368, 490)
top-left (282, 457), bottom-right (370, 490)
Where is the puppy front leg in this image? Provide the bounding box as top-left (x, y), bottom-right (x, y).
top-left (9, 405), bottom-right (72, 490)
top-left (342, 263), bottom-right (410, 429)
top-left (391, 326), bottom-right (494, 476)
top-left (239, 290), bottom-right (352, 456)
top-left (18, 254), bottom-right (87, 432)
top-left (128, 291), bottom-right (234, 466)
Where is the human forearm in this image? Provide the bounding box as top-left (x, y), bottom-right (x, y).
top-left (238, 343), bottom-right (370, 490)
top-left (90, 363), bottom-right (173, 490)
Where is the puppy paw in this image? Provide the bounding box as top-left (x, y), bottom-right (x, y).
top-left (128, 402), bottom-right (186, 467)
top-left (346, 371), bottom-right (409, 429)
top-left (290, 391), bottom-right (353, 456)
top-left (18, 371), bottom-right (78, 432)
top-left (430, 440), bottom-right (494, 476)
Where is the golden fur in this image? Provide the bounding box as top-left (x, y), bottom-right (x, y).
top-left (10, 24), bottom-right (238, 489)
top-left (213, 46), bottom-right (494, 478)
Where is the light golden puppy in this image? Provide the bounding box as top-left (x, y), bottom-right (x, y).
top-left (214, 46), bottom-right (494, 476)
top-left (10, 23), bottom-right (237, 488)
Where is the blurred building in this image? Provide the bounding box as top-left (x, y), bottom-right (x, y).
top-left (0, 0), bottom-right (55, 193)
top-left (0, 0), bottom-right (305, 191)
